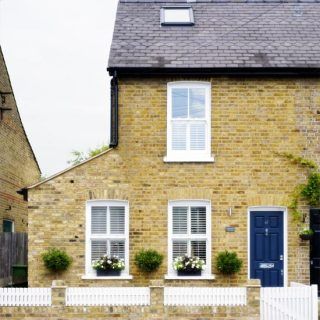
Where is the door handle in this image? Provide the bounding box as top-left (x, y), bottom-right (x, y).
top-left (265, 228), bottom-right (269, 236)
top-left (280, 255), bottom-right (283, 261)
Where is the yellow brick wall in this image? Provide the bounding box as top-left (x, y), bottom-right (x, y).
top-left (28, 77), bottom-right (320, 287)
top-left (0, 48), bottom-right (40, 233)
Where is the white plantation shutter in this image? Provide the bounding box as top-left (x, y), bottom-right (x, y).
top-left (191, 207), bottom-right (206, 234)
top-left (110, 207), bottom-right (125, 234)
top-left (91, 240), bottom-right (107, 261)
top-left (172, 241), bottom-right (188, 259)
top-left (91, 207), bottom-right (107, 234)
top-left (168, 83), bottom-right (210, 160)
top-left (191, 240), bottom-right (206, 262)
top-left (87, 202), bottom-right (128, 275)
top-left (110, 241), bottom-right (125, 259)
top-left (190, 123), bottom-right (206, 151)
top-left (169, 201), bottom-right (211, 276)
top-left (172, 123), bottom-right (187, 150)
top-left (172, 207), bottom-right (188, 234)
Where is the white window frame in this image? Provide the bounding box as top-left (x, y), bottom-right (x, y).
top-left (160, 7), bottom-right (195, 26)
top-left (164, 82), bottom-right (214, 163)
top-left (166, 200), bottom-right (213, 279)
top-left (84, 200), bottom-right (131, 279)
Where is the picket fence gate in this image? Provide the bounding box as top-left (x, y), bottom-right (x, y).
top-left (65, 287), bottom-right (150, 306)
top-left (164, 287), bottom-right (247, 306)
top-left (260, 284), bottom-right (318, 320)
top-left (0, 288), bottom-right (51, 306)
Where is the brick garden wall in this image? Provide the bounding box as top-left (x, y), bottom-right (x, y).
top-left (0, 48), bottom-right (40, 233)
top-left (28, 77), bottom-right (320, 287)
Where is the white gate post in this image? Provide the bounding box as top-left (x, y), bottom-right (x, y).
top-left (311, 285), bottom-right (318, 320)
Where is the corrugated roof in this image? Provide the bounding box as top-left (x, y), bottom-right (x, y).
top-left (108, 0), bottom-right (320, 69)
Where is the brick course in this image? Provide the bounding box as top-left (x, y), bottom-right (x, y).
top-left (28, 77), bottom-right (320, 287)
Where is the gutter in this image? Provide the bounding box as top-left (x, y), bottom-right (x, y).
top-left (107, 67), bottom-right (320, 78)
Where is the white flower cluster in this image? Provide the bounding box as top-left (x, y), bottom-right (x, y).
top-left (92, 254), bottom-right (125, 271)
top-left (173, 255), bottom-right (206, 271)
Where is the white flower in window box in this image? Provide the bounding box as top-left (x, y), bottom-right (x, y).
top-left (92, 255), bottom-right (125, 276)
top-left (173, 255), bottom-right (205, 276)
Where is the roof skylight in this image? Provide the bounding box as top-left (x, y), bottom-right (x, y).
top-left (161, 7), bottom-right (194, 26)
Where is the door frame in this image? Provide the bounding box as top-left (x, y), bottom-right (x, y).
top-left (247, 206), bottom-right (288, 287)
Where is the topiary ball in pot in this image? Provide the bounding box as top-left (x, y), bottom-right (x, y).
top-left (42, 248), bottom-right (72, 274)
top-left (216, 250), bottom-right (242, 275)
top-left (134, 249), bottom-right (163, 273)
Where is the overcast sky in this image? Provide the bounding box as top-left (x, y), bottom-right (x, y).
top-left (0, 0), bottom-right (118, 176)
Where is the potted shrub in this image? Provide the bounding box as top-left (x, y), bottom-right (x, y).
top-left (216, 251), bottom-right (242, 275)
top-left (173, 255), bottom-right (205, 276)
top-left (134, 249), bottom-right (163, 273)
top-left (92, 255), bottom-right (125, 276)
top-left (42, 248), bottom-right (72, 275)
top-left (299, 227), bottom-right (314, 240)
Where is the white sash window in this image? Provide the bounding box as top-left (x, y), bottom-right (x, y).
top-left (85, 200), bottom-right (129, 277)
top-left (167, 200), bottom-right (212, 277)
top-left (165, 82), bottom-right (213, 162)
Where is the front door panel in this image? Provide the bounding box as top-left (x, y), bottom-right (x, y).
top-left (310, 209), bottom-right (320, 295)
top-left (250, 211), bottom-right (284, 287)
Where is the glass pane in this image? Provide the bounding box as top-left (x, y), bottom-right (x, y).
top-left (172, 122), bottom-right (187, 150)
top-left (172, 207), bottom-right (188, 234)
top-left (164, 9), bottom-right (190, 23)
top-left (189, 88), bottom-right (205, 118)
top-left (191, 207), bottom-right (206, 234)
top-left (109, 206), bottom-right (125, 234)
top-left (91, 207), bottom-right (107, 234)
top-left (3, 220), bottom-right (13, 232)
top-left (172, 241), bottom-right (188, 260)
top-left (91, 240), bottom-right (107, 261)
top-left (110, 241), bottom-right (125, 260)
top-left (190, 123), bottom-right (206, 150)
top-left (191, 240), bottom-right (206, 262)
top-left (172, 88), bottom-right (188, 118)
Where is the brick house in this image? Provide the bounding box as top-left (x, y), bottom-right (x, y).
top-left (26, 0), bottom-right (320, 290)
top-left (0, 46), bottom-right (40, 233)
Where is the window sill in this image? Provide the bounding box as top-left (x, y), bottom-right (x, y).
top-left (165, 275), bottom-right (215, 280)
top-left (163, 155), bottom-right (215, 163)
top-left (82, 275), bottom-right (133, 280)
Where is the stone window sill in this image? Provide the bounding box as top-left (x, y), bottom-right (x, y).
top-left (165, 274), bottom-right (215, 280)
top-left (81, 275), bottom-right (133, 280)
top-left (163, 155), bottom-right (215, 163)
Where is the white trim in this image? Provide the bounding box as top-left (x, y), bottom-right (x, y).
top-left (3, 219), bottom-right (14, 232)
top-left (85, 200), bottom-right (130, 277)
top-left (164, 275), bottom-right (215, 280)
top-left (166, 82), bottom-right (212, 162)
top-left (167, 200), bottom-right (212, 278)
top-left (81, 275), bottom-right (133, 280)
top-left (247, 206), bottom-right (288, 287)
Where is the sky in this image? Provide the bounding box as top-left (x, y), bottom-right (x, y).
top-left (0, 0), bottom-right (119, 176)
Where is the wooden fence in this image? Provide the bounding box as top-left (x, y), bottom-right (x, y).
top-left (0, 288), bottom-right (51, 306)
top-left (260, 283), bottom-right (318, 320)
top-left (164, 287), bottom-right (247, 306)
top-left (0, 233), bottom-right (27, 287)
top-left (66, 287), bottom-right (150, 306)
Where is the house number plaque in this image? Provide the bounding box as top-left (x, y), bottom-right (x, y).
top-left (259, 263), bottom-right (274, 269)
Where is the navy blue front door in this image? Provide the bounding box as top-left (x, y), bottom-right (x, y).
top-left (250, 211), bottom-right (284, 287)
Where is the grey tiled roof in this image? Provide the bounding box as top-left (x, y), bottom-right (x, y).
top-left (108, 0), bottom-right (320, 69)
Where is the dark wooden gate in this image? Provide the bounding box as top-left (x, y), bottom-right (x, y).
top-left (0, 233), bottom-right (27, 287)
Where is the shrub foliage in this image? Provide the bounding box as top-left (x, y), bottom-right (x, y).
top-left (42, 248), bottom-right (72, 273)
top-left (134, 249), bottom-right (163, 272)
top-left (216, 250), bottom-right (242, 275)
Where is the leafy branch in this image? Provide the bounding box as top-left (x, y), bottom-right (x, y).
top-left (68, 144), bottom-right (109, 166)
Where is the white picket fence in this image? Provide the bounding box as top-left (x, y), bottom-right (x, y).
top-left (0, 288), bottom-right (51, 306)
top-left (65, 287), bottom-right (150, 306)
top-left (164, 287), bottom-right (247, 306)
top-left (260, 284), bottom-right (318, 320)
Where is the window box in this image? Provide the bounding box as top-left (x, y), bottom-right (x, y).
top-left (299, 234), bottom-right (313, 241)
top-left (177, 269), bottom-right (201, 276)
top-left (96, 269), bottom-right (121, 277)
